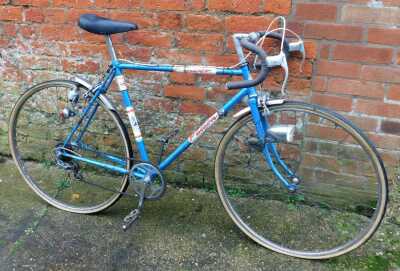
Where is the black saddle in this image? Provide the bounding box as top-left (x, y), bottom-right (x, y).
top-left (78, 14), bottom-right (138, 35)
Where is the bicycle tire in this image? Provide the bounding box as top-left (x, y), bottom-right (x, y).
top-left (214, 100), bottom-right (388, 259)
top-left (9, 80), bottom-right (133, 214)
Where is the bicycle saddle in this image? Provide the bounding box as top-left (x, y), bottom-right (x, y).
top-left (78, 14), bottom-right (138, 35)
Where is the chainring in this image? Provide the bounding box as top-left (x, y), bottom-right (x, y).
top-left (129, 162), bottom-right (166, 200)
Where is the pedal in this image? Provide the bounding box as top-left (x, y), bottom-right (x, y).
top-left (122, 209), bottom-right (141, 231)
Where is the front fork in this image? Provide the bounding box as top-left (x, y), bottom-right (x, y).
top-left (247, 92), bottom-right (298, 192)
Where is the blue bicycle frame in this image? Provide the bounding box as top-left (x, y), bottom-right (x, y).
top-left (61, 35), bottom-right (297, 191)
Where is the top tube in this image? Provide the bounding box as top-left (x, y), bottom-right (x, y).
top-left (115, 61), bottom-right (244, 77)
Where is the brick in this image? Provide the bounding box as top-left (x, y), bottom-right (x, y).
top-left (368, 27), bottom-right (400, 46)
top-left (327, 78), bottom-right (385, 98)
top-left (311, 94), bottom-right (353, 112)
top-left (204, 54), bottom-right (238, 67)
top-left (344, 115), bottom-right (378, 132)
top-left (207, 88), bottom-right (235, 102)
top-left (304, 23), bottom-right (363, 42)
top-left (73, 0), bottom-right (93, 8)
top-left (117, 46), bottom-right (152, 62)
top-left (387, 85), bottom-right (400, 100)
top-left (0, 6), bottom-right (22, 21)
top-left (164, 85), bottom-right (205, 100)
top-left (342, 4), bottom-right (400, 25)
top-left (225, 15), bottom-right (273, 33)
top-left (144, 98), bottom-right (175, 112)
top-left (158, 12), bottom-right (182, 30)
top-left (24, 8), bottom-right (44, 23)
top-left (62, 59), bottom-right (99, 73)
top-left (20, 25), bottom-right (35, 38)
top-left (208, 0), bottom-right (262, 13)
top-left (126, 31), bottom-right (173, 48)
top-left (304, 41), bottom-right (318, 60)
top-left (287, 21), bottom-right (304, 35)
top-left (12, 0), bottom-right (49, 6)
top-left (312, 76), bottom-right (327, 92)
top-left (332, 44), bottom-right (393, 65)
top-left (197, 74), bottom-right (229, 86)
top-left (317, 60), bottom-right (361, 79)
top-left (65, 9), bottom-right (107, 24)
top-left (380, 151), bottom-right (400, 168)
top-left (180, 101), bottom-right (215, 116)
top-left (44, 8), bottom-right (66, 24)
top-left (53, 0), bottom-right (75, 7)
top-left (176, 33), bottom-right (224, 53)
top-left (79, 31), bottom-right (108, 44)
top-left (355, 99), bottom-right (400, 118)
top-left (156, 49), bottom-right (202, 64)
top-left (289, 59), bottom-right (313, 77)
top-left (368, 133), bottom-right (400, 151)
top-left (0, 38), bottom-right (9, 48)
top-left (95, 0), bottom-right (132, 9)
top-left (296, 3), bottom-right (337, 22)
top-left (191, 0), bottom-right (205, 10)
top-left (381, 121), bottom-right (400, 135)
top-left (109, 12), bottom-right (157, 29)
top-left (143, 0), bottom-right (186, 11)
top-left (186, 14), bottom-right (223, 32)
top-left (288, 78), bottom-right (312, 95)
top-left (170, 73), bottom-right (196, 85)
top-left (40, 24), bottom-right (78, 41)
top-left (2, 23), bottom-right (17, 36)
top-left (361, 66), bottom-right (400, 83)
top-left (320, 44), bottom-right (330, 59)
top-left (265, 0), bottom-right (291, 15)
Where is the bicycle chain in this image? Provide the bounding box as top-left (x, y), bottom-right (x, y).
top-left (69, 166), bottom-right (137, 198)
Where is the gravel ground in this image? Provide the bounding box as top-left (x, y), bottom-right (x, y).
top-left (1, 158), bottom-right (400, 271)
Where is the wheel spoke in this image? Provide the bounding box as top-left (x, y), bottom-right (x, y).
top-left (9, 80), bottom-right (132, 213)
top-left (215, 102), bottom-right (387, 259)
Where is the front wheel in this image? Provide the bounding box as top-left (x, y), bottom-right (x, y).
top-left (215, 101), bottom-right (388, 259)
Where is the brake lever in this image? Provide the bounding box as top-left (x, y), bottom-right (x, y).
top-left (288, 40), bottom-right (306, 72)
top-left (266, 51), bottom-right (289, 96)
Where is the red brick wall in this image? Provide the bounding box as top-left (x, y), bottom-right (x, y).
top-left (1, 0), bottom-right (399, 178)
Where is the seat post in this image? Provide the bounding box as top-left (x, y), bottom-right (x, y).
top-left (105, 35), bottom-right (117, 62)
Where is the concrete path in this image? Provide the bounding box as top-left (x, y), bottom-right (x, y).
top-left (0, 158), bottom-right (399, 271)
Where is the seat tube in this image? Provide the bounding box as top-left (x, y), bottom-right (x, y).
top-left (106, 36), bottom-right (149, 161)
top-left (115, 68), bottom-right (149, 162)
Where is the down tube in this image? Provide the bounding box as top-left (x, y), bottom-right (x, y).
top-left (158, 88), bottom-right (249, 171)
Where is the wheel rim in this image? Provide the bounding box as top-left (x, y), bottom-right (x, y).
top-left (9, 81), bottom-right (131, 213)
top-left (216, 103), bottom-right (386, 258)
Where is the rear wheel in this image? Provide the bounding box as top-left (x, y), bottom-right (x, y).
top-left (9, 80), bottom-right (133, 214)
top-left (215, 101), bottom-right (388, 259)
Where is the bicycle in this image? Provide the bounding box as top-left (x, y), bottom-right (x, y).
top-left (8, 14), bottom-right (388, 259)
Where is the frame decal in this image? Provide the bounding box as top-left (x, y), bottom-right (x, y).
top-left (126, 106), bottom-right (143, 141)
top-left (115, 75), bottom-right (127, 91)
top-left (188, 112), bottom-right (219, 143)
top-left (173, 65), bottom-right (218, 75)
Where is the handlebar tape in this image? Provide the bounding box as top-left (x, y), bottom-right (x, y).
top-left (226, 39), bottom-right (269, 90)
